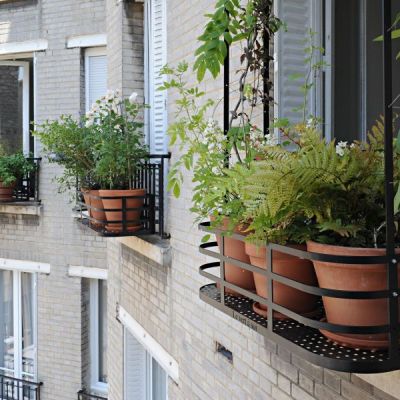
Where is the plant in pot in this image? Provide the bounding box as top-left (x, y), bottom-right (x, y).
top-left (162, 1), bottom-right (282, 294)
top-left (33, 110), bottom-right (104, 225)
top-left (240, 123), bottom-right (319, 318)
top-left (0, 147), bottom-right (36, 202)
top-left (161, 62), bottom-right (270, 293)
top-left (251, 119), bottom-right (400, 349)
top-left (90, 91), bottom-right (149, 233)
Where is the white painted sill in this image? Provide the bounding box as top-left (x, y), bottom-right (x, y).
top-left (357, 371), bottom-right (400, 399)
top-left (116, 235), bottom-right (171, 267)
top-left (0, 202), bottom-right (42, 216)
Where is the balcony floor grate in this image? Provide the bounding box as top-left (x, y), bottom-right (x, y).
top-left (200, 284), bottom-right (395, 371)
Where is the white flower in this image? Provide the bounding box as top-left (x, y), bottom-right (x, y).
top-left (129, 92), bottom-right (138, 104)
top-left (265, 133), bottom-right (279, 147)
top-left (85, 119), bottom-right (94, 128)
top-left (336, 141), bottom-right (348, 156)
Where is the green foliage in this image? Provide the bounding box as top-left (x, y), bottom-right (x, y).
top-left (0, 147), bottom-right (35, 186)
top-left (34, 90), bottom-right (149, 192)
top-left (160, 63), bottom-right (267, 229)
top-left (374, 12), bottom-right (400, 60)
top-left (194, 0), bottom-right (282, 81)
top-left (243, 121), bottom-right (399, 248)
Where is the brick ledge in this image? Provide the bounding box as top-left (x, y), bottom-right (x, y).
top-left (356, 371), bottom-right (400, 399)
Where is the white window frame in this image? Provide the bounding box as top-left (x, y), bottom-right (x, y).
top-left (0, 271), bottom-right (37, 381)
top-left (90, 279), bottom-right (108, 396)
top-left (0, 61), bottom-right (30, 155)
top-left (123, 328), bottom-right (168, 400)
top-left (85, 47), bottom-right (107, 112)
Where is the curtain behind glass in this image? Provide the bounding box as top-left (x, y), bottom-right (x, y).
top-left (98, 280), bottom-right (108, 383)
top-left (0, 271), bottom-right (14, 376)
top-left (21, 273), bottom-right (35, 379)
top-left (152, 358), bottom-right (167, 400)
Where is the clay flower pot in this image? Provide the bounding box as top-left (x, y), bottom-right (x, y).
top-left (98, 189), bottom-right (146, 233)
top-left (0, 181), bottom-right (16, 202)
top-left (307, 241), bottom-right (400, 349)
top-left (211, 216), bottom-right (255, 294)
top-left (245, 243), bottom-right (318, 319)
top-left (81, 189), bottom-right (107, 227)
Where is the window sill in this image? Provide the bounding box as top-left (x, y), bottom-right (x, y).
top-left (116, 235), bottom-right (171, 267)
top-left (356, 372), bottom-right (400, 399)
top-left (0, 202), bottom-right (41, 216)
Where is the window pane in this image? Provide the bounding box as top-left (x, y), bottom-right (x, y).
top-left (0, 271), bottom-right (14, 376)
top-left (21, 273), bottom-right (35, 379)
top-left (152, 358), bottom-right (167, 400)
top-left (0, 66), bottom-right (24, 153)
top-left (87, 55), bottom-right (107, 110)
top-left (98, 280), bottom-right (107, 383)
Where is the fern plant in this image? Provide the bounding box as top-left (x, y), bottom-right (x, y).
top-left (243, 121), bottom-right (399, 248)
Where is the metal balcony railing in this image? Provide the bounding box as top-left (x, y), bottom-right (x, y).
top-left (0, 375), bottom-right (42, 400)
top-left (13, 158), bottom-right (41, 203)
top-left (77, 390), bottom-right (107, 400)
top-left (76, 154), bottom-right (170, 238)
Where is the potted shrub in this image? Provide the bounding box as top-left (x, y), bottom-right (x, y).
top-left (248, 120), bottom-right (400, 348)
top-left (34, 90), bottom-right (149, 232)
top-left (0, 148), bottom-right (36, 202)
top-left (161, 62), bottom-right (263, 293)
top-left (91, 91), bottom-right (149, 233)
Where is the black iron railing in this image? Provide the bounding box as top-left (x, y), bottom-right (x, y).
top-left (199, 222), bottom-right (400, 373)
top-left (0, 375), bottom-right (42, 400)
top-left (76, 154), bottom-right (170, 238)
top-left (77, 390), bottom-right (107, 400)
top-left (13, 158), bottom-right (41, 203)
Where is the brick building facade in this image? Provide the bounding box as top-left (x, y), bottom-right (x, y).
top-left (0, 1), bottom-right (399, 400)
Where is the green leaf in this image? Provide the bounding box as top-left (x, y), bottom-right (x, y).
top-left (201, 234), bottom-right (211, 243)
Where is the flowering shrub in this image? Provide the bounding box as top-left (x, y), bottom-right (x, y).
top-left (160, 62), bottom-right (278, 233)
top-left (34, 90), bottom-right (148, 192)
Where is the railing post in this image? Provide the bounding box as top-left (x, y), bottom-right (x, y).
top-left (122, 196), bottom-right (127, 235)
top-left (159, 159), bottom-right (165, 237)
top-left (149, 194), bottom-right (156, 234)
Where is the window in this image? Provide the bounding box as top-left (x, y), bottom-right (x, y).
top-left (90, 279), bottom-right (108, 395)
top-left (124, 329), bottom-right (167, 400)
top-left (325, 0), bottom-right (400, 142)
top-left (85, 48), bottom-right (107, 112)
top-left (0, 271), bottom-right (36, 381)
top-left (144, 0), bottom-right (167, 154)
top-left (0, 61), bottom-right (32, 155)
top-left (275, 1), bottom-right (400, 141)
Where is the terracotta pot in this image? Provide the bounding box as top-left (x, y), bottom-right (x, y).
top-left (211, 216), bottom-right (255, 294)
top-left (307, 241), bottom-right (400, 349)
top-left (99, 189), bottom-right (146, 233)
top-left (81, 189), bottom-right (106, 227)
top-left (245, 243), bottom-right (318, 319)
top-left (0, 181), bottom-right (16, 202)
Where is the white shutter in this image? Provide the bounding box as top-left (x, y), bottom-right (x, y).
top-left (145, 0), bottom-right (167, 154)
top-left (275, 0), bottom-right (322, 124)
top-left (86, 49), bottom-right (108, 112)
top-left (124, 331), bottom-right (147, 400)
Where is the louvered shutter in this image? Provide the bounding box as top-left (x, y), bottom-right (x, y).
top-left (86, 52), bottom-right (107, 111)
top-left (145, 0), bottom-right (167, 154)
top-left (275, 0), bottom-right (322, 124)
top-left (124, 331), bottom-right (147, 400)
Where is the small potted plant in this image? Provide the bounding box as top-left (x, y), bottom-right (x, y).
top-left (0, 147), bottom-right (36, 202)
top-left (34, 90), bottom-right (149, 232)
top-left (91, 91), bottom-right (149, 233)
